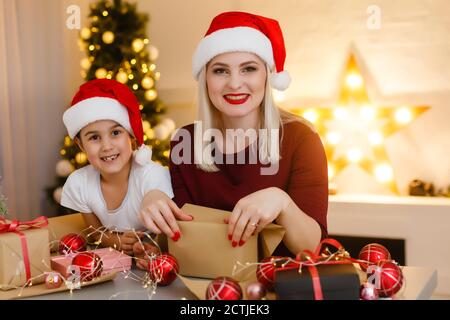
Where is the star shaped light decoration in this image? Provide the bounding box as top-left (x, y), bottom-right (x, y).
top-left (291, 54), bottom-right (430, 193)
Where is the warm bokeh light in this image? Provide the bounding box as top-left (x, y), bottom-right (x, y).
top-left (360, 105), bottom-right (376, 121)
top-left (328, 165), bottom-right (335, 180)
top-left (303, 110), bottom-right (319, 123)
top-left (395, 107), bottom-right (413, 124)
top-left (345, 72), bottom-right (363, 89)
top-left (375, 164), bottom-right (394, 183)
top-left (368, 131), bottom-right (384, 146)
top-left (326, 132), bottom-right (341, 145)
top-left (333, 107), bottom-right (348, 120)
top-left (346, 148), bottom-right (363, 163)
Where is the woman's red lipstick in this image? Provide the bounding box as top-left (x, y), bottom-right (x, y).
top-left (223, 93), bottom-right (250, 105)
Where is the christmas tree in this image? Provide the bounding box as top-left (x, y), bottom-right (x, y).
top-left (48, 0), bottom-right (175, 211)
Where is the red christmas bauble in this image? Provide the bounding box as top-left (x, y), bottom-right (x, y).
top-left (360, 282), bottom-right (379, 300)
top-left (206, 276), bottom-right (242, 300)
top-left (358, 243), bottom-right (391, 271)
top-left (71, 252), bottom-right (103, 282)
top-left (44, 272), bottom-right (63, 289)
top-left (371, 260), bottom-right (404, 298)
top-left (59, 233), bottom-right (87, 255)
top-left (256, 256), bottom-right (285, 290)
top-left (147, 253), bottom-right (179, 286)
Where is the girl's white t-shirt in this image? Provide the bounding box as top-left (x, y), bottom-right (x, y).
top-left (60, 161), bottom-right (174, 232)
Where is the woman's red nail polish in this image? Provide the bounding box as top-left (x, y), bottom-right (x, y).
top-left (172, 231), bottom-right (181, 242)
top-left (228, 234), bottom-right (232, 241)
top-left (232, 241), bottom-right (237, 247)
top-left (239, 240), bottom-right (245, 247)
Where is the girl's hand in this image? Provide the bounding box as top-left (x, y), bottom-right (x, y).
top-left (138, 190), bottom-right (193, 241)
top-left (117, 231), bottom-right (144, 256)
top-left (133, 241), bottom-right (160, 270)
top-left (226, 187), bottom-right (291, 247)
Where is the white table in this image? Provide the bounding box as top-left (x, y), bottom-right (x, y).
top-left (22, 266), bottom-right (437, 300)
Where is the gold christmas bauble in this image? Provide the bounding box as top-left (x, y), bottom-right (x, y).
top-left (95, 68), bottom-right (108, 79)
top-left (80, 27), bottom-right (91, 40)
top-left (145, 89), bottom-right (157, 101)
top-left (116, 71), bottom-right (128, 84)
top-left (132, 38), bottom-right (145, 52)
top-left (80, 58), bottom-right (91, 70)
top-left (102, 31), bottom-right (115, 44)
top-left (141, 76), bottom-right (154, 89)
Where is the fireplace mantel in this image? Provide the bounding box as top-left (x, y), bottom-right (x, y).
top-left (328, 194), bottom-right (450, 295)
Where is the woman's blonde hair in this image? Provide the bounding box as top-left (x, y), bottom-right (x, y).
top-left (194, 65), bottom-right (310, 172)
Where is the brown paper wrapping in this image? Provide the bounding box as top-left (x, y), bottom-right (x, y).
top-left (0, 228), bottom-right (51, 290)
top-left (47, 213), bottom-right (89, 252)
top-left (168, 204), bottom-right (285, 295)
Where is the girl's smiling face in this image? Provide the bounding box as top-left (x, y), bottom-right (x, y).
top-left (206, 52), bottom-right (267, 122)
top-left (77, 120), bottom-right (134, 176)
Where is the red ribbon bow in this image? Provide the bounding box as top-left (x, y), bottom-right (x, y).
top-left (0, 216), bottom-right (48, 283)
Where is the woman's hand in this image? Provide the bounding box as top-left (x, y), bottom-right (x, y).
top-left (139, 189), bottom-right (193, 241)
top-left (226, 187), bottom-right (291, 247)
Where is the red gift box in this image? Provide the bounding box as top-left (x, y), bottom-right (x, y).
top-left (50, 247), bottom-right (132, 278)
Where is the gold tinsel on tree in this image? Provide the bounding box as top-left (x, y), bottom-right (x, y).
top-left (47, 0), bottom-right (175, 211)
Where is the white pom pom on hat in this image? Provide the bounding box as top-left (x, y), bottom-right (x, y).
top-left (134, 144), bottom-right (152, 166)
top-left (192, 11), bottom-right (291, 91)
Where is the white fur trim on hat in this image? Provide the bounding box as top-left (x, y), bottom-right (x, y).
top-left (134, 144), bottom-right (152, 165)
top-left (63, 97), bottom-right (133, 139)
top-left (192, 27), bottom-right (274, 79)
top-left (270, 70), bottom-right (291, 91)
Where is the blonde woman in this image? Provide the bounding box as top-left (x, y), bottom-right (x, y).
top-left (170, 12), bottom-right (328, 256)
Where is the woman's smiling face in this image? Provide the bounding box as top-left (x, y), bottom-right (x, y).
top-left (206, 52), bottom-right (267, 122)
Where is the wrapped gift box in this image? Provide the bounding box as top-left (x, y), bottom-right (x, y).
top-left (0, 227), bottom-right (50, 290)
top-left (168, 204), bottom-right (285, 279)
top-left (274, 263), bottom-right (360, 300)
top-left (50, 247), bottom-right (132, 278)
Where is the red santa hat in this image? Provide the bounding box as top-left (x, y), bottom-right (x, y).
top-left (63, 79), bottom-right (152, 166)
top-left (192, 11), bottom-right (291, 91)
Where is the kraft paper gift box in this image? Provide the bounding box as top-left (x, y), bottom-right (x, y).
top-left (168, 204), bottom-right (285, 280)
top-left (274, 263), bottom-right (361, 300)
top-left (50, 247), bottom-right (132, 278)
top-left (0, 227), bottom-right (50, 290)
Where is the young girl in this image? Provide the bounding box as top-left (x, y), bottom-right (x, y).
top-left (60, 79), bottom-right (192, 258)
